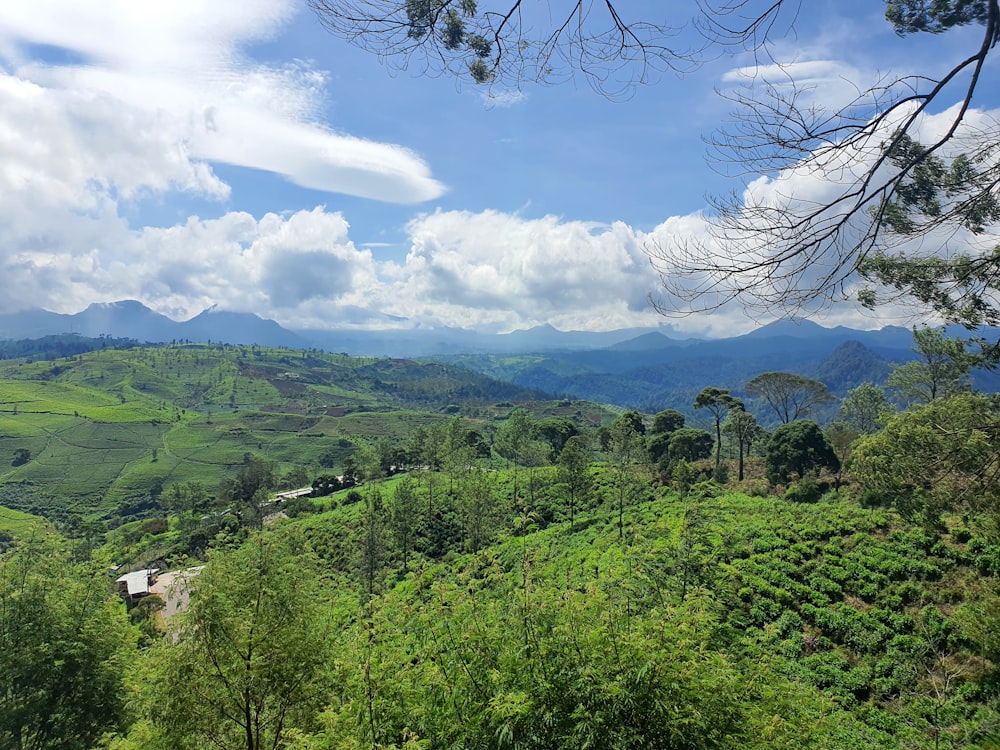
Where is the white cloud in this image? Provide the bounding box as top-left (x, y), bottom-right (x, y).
top-left (0, 0), bottom-right (445, 206)
top-left (0, 2), bottom-right (994, 339)
top-left (387, 210), bottom-right (664, 332)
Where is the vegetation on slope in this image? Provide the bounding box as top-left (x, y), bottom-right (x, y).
top-left (2, 330), bottom-right (1000, 749)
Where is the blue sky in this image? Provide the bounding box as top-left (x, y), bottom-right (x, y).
top-left (0, 1), bottom-right (996, 336)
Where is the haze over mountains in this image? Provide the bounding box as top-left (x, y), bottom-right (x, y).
top-left (3, 300), bottom-right (996, 417)
top-left (0, 299), bottom-right (918, 356)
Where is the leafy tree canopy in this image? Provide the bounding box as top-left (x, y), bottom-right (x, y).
top-left (887, 325), bottom-right (981, 404)
top-left (852, 392), bottom-right (1000, 529)
top-left (765, 420), bottom-right (841, 486)
top-left (746, 372), bottom-right (835, 425)
top-left (0, 540), bottom-right (133, 750)
top-left (141, 531), bottom-right (332, 750)
top-left (838, 382), bottom-right (893, 433)
top-left (667, 427), bottom-right (714, 464)
top-left (651, 408), bottom-right (686, 435)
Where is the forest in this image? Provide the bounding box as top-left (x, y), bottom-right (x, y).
top-left (0, 324), bottom-right (999, 749)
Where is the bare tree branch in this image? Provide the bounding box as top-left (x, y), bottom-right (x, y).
top-left (651, 0), bottom-right (1000, 321)
top-left (309, 0), bottom-right (699, 97)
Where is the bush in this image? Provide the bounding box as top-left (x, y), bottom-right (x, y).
top-left (784, 474), bottom-right (823, 503)
top-left (765, 421), bottom-right (840, 486)
top-left (140, 517), bottom-right (169, 536)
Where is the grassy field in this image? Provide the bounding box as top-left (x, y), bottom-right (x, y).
top-left (0, 343), bottom-right (617, 520)
top-left (0, 504), bottom-right (47, 541)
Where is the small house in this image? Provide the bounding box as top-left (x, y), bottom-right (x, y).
top-left (115, 568), bottom-right (159, 605)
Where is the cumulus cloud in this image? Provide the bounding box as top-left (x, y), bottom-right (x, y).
top-left (388, 210), bottom-right (664, 331)
top-left (0, 2), bottom-right (992, 339)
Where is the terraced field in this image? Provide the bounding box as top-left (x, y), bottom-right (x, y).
top-left (0, 343), bottom-right (604, 520)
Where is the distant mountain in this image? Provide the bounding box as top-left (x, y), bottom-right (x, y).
top-left (1, 301), bottom-right (997, 401)
top-left (299, 323), bottom-right (683, 357)
top-left (811, 340), bottom-right (893, 395)
top-left (181, 306), bottom-right (310, 348)
top-left (436, 324), bottom-right (1000, 417)
top-left (0, 301), bottom-right (308, 348)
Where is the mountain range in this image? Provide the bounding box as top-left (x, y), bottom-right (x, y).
top-left (2, 301), bottom-right (997, 416)
top-left (0, 299), bottom-right (925, 356)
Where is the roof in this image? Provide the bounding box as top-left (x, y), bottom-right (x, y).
top-left (116, 568), bottom-right (159, 598)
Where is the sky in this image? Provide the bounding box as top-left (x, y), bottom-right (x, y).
top-left (0, 0), bottom-right (997, 337)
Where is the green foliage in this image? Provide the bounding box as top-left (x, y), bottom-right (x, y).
top-left (652, 408), bottom-right (685, 434)
top-left (140, 530), bottom-right (331, 750)
top-left (886, 0), bottom-right (996, 35)
top-left (852, 393), bottom-right (1000, 529)
top-left (534, 416), bottom-right (580, 454)
top-left (556, 435), bottom-right (592, 529)
top-left (0, 539), bottom-right (133, 749)
top-left (861, 247), bottom-right (1000, 330)
top-left (746, 372), bottom-right (835, 424)
top-left (221, 453), bottom-right (276, 528)
top-left (887, 325), bottom-right (980, 404)
top-left (860, 130), bottom-right (1000, 331)
top-left (723, 410), bottom-right (766, 481)
top-left (765, 421), bottom-right (840, 486)
top-left (695, 386), bottom-right (742, 471)
top-left (839, 382), bottom-right (892, 433)
top-left (495, 407), bottom-right (536, 467)
top-left (667, 428), bottom-right (714, 464)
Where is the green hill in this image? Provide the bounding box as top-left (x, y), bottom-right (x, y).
top-left (0, 343), bottom-right (614, 521)
top-left (29, 466), bottom-right (999, 750)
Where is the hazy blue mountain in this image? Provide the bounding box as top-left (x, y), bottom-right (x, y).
top-left (0, 301), bottom-right (307, 347)
top-left (1, 301), bottom-right (997, 412)
top-left (181, 306), bottom-right (311, 348)
top-left (811, 341), bottom-right (893, 394)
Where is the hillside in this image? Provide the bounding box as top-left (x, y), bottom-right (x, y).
top-left (440, 327), bottom-right (1000, 417)
top-left (0, 343), bottom-right (616, 521)
top-left (13, 466), bottom-right (1000, 749)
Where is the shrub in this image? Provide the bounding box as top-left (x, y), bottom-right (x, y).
top-left (784, 474), bottom-right (823, 503)
top-left (765, 421), bottom-right (840, 486)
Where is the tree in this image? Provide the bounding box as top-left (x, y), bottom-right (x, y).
top-left (11, 448), bottom-right (29, 467)
top-left (556, 434), bottom-right (592, 531)
top-left (745, 372), bottom-right (835, 425)
top-left (163, 481), bottom-right (214, 515)
top-left (144, 531), bottom-right (331, 750)
top-left (615, 409), bottom-right (647, 437)
top-left (387, 476), bottom-right (420, 571)
top-left (838, 382), bottom-right (893, 433)
top-left (309, 0), bottom-right (687, 94)
top-left (358, 487), bottom-right (387, 598)
top-left (494, 408), bottom-right (536, 502)
top-left (649, 408), bottom-right (688, 464)
top-left (852, 393), bottom-right (1000, 529)
top-left (313, 1), bottom-right (1000, 328)
top-left (887, 325), bottom-right (980, 404)
top-left (666, 427), bottom-right (714, 465)
top-left (222, 454), bottom-right (276, 529)
top-left (651, 408), bottom-right (685, 435)
top-left (535, 416), bottom-right (580, 455)
top-left (0, 540), bottom-right (132, 750)
top-left (608, 413), bottom-right (647, 540)
top-left (456, 467), bottom-right (500, 552)
top-left (694, 387), bottom-right (742, 473)
top-left (650, 4), bottom-right (1000, 331)
top-left (722, 410), bottom-right (765, 481)
top-left (764, 420), bottom-right (841, 486)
